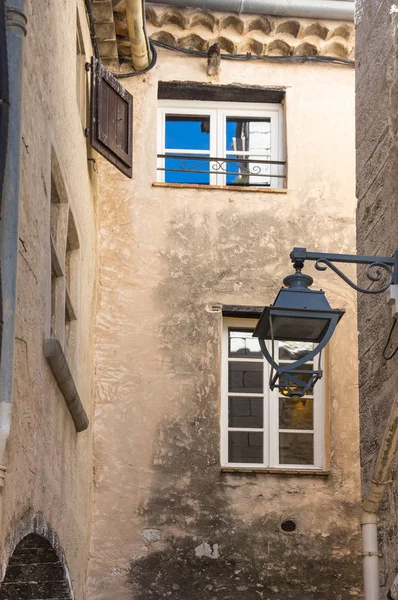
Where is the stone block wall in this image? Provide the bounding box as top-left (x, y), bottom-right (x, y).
top-left (0, 0), bottom-right (97, 597)
top-left (356, 0), bottom-right (398, 595)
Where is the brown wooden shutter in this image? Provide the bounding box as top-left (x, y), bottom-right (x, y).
top-left (90, 57), bottom-right (133, 178)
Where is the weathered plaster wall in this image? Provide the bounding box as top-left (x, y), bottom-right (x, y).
top-left (0, 1), bottom-right (96, 598)
top-left (89, 50), bottom-right (361, 598)
top-left (356, 1), bottom-right (398, 597)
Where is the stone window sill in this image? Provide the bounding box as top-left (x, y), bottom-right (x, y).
top-left (152, 182), bottom-right (288, 194)
top-left (44, 338), bottom-right (89, 432)
top-left (221, 467), bottom-right (330, 476)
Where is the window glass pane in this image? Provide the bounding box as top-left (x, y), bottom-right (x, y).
top-left (165, 115), bottom-right (210, 151)
top-left (228, 431), bottom-right (263, 463)
top-left (164, 154), bottom-right (210, 185)
top-left (279, 433), bottom-right (314, 465)
top-left (225, 157), bottom-right (271, 187)
top-left (279, 398), bottom-right (313, 430)
top-left (225, 118), bottom-right (272, 187)
top-left (226, 117), bottom-right (270, 153)
top-left (228, 361), bottom-right (263, 394)
top-left (229, 397), bottom-right (263, 428)
top-left (279, 341), bottom-right (315, 361)
top-left (229, 329), bottom-right (262, 358)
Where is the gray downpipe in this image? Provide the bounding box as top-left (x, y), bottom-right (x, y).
top-left (148, 0), bottom-right (354, 21)
top-left (0, 0), bottom-right (27, 487)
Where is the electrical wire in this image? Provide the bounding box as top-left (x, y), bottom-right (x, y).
top-left (151, 39), bottom-right (355, 67)
top-left (383, 318), bottom-right (398, 361)
top-left (116, 42), bottom-right (158, 78)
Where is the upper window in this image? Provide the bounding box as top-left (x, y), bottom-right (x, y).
top-left (221, 319), bottom-right (325, 470)
top-left (157, 100), bottom-right (285, 188)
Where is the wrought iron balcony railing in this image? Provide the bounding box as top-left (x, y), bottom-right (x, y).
top-left (157, 153), bottom-right (286, 188)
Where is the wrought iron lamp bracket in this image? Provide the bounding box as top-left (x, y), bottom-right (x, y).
top-left (290, 247), bottom-right (398, 295)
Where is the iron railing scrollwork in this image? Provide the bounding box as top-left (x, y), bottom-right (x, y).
top-left (157, 153), bottom-right (286, 186)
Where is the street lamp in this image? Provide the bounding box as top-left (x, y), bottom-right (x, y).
top-left (254, 247), bottom-right (398, 399)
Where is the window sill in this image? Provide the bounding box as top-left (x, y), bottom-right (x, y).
top-left (152, 182), bottom-right (288, 194)
top-left (44, 338), bottom-right (89, 433)
top-left (221, 467), bottom-right (330, 476)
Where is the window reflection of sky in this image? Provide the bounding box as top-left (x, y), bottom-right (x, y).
top-left (165, 116), bottom-right (210, 151)
top-left (165, 116), bottom-right (210, 184)
top-left (163, 114), bottom-right (272, 186)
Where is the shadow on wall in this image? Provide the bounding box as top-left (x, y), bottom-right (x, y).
top-left (0, 534), bottom-right (72, 599)
top-left (126, 207), bottom-right (362, 599)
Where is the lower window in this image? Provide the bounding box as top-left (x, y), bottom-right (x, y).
top-left (221, 318), bottom-right (325, 470)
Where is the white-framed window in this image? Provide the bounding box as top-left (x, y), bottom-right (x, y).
top-left (221, 318), bottom-right (325, 470)
top-left (157, 100), bottom-right (285, 188)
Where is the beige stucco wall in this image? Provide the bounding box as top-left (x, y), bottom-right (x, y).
top-left (0, 0), bottom-right (97, 597)
top-left (88, 48), bottom-right (361, 598)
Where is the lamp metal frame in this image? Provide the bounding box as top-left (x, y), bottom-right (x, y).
top-left (255, 248), bottom-right (398, 398)
top-left (290, 247), bottom-right (398, 293)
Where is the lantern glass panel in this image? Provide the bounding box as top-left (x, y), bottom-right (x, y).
top-left (271, 315), bottom-right (330, 342)
top-left (279, 364), bottom-right (315, 396)
top-left (279, 341), bottom-right (315, 360)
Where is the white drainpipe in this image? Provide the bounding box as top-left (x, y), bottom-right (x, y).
top-left (361, 512), bottom-right (380, 600)
top-left (126, 0), bottom-right (152, 69)
top-left (148, 0), bottom-right (354, 21)
top-left (361, 392), bottom-right (398, 599)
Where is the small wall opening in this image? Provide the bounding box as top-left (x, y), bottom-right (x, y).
top-left (281, 519), bottom-right (296, 533)
top-left (0, 534), bottom-right (72, 599)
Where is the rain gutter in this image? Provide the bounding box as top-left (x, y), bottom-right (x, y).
top-left (0, 0), bottom-right (27, 487)
top-left (148, 0), bottom-right (354, 21)
top-left (361, 392), bottom-right (398, 600)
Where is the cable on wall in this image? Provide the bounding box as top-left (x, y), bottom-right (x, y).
top-left (116, 42), bottom-right (158, 78)
top-left (383, 319), bottom-right (398, 361)
top-left (151, 39), bottom-right (355, 67)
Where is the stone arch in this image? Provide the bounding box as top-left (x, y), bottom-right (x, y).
top-left (303, 22), bottom-right (329, 40)
top-left (220, 15), bottom-right (245, 35)
top-left (294, 41), bottom-right (319, 56)
top-left (237, 38), bottom-right (265, 56)
top-left (159, 8), bottom-right (187, 30)
top-left (248, 16), bottom-right (271, 35)
top-left (178, 34), bottom-right (206, 51)
top-left (276, 20), bottom-right (300, 38)
top-left (0, 534), bottom-right (72, 599)
top-left (189, 11), bottom-right (216, 32)
top-left (268, 39), bottom-right (291, 56)
top-left (206, 36), bottom-right (235, 54)
top-left (150, 31), bottom-right (177, 46)
top-left (332, 24), bottom-right (352, 40)
top-left (323, 41), bottom-right (349, 58)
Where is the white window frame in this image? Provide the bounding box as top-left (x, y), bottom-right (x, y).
top-left (221, 318), bottom-right (325, 470)
top-left (157, 100), bottom-right (284, 188)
